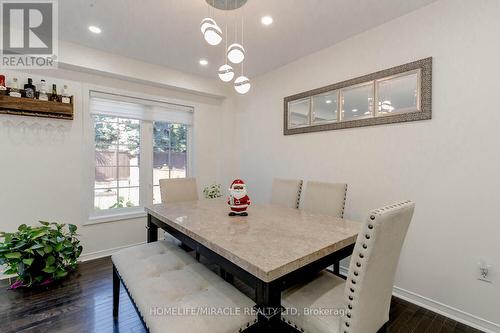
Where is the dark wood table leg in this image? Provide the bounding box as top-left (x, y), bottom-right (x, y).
top-left (254, 280), bottom-right (283, 332)
top-left (333, 261), bottom-right (340, 275)
top-left (147, 214), bottom-right (158, 243)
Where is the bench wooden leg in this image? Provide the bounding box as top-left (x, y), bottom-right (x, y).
top-left (113, 265), bottom-right (120, 318)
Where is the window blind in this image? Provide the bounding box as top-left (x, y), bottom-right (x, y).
top-left (90, 91), bottom-right (193, 125)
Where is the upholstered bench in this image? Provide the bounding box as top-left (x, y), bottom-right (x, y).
top-left (112, 240), bottom-right (257, 333)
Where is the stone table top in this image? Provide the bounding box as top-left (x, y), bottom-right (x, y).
top-left (145, 199), bottom-right (361, 283)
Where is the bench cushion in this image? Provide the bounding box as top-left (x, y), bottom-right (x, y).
top-left (112, 241), bottom-right (256, 333)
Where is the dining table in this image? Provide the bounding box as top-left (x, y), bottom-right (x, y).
top-left (145, 198), bottom-right (361, 332)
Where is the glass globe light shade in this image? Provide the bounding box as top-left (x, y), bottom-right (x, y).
top-left (234, 76), bottom-right (251, 94)
top-left (218, 64), bottom-right (235, 82)
top-left (227, 43), bottom-right (245, 64)
top-left (200, 18), bottom-right (216, 34)
top-left (204, 24), bottom-right (222, 46)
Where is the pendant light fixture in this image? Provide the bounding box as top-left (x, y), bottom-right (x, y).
top-left (234, 74), bottom-right (251, 94)
top-left (200, 2), bottom-right (222, 46)
top-left (227, 2), bottom-right (245, 64)
top-left (201, 0), bottom-right (250, 92)
top-left (204, 24), bottom-right (222, 46)
top-left (218, 14), bottom-right (234, 82)
top-left (233, 6), bottom-right (250, 94)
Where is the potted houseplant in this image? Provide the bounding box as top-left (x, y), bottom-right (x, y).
top-left (0, 221), bottom-right (82, 289)
top-left (203, 184), bottom-right (223, 199)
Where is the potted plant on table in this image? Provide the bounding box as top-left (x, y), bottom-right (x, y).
top-left (203, 184), bottom-right (223, 199)
top-left (0, 221), bottom-right (82, 289)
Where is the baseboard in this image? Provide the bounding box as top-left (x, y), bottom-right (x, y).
top-left (79, 241), bottom-right (146, 262)
top-left (340, 266), bottom-right (499, 333)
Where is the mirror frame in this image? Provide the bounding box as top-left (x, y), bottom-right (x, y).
top-left (283, 57), bottom-right (432, 135)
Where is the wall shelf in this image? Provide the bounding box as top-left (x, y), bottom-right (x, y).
top-left (0, 95), bottom-right (74, 120)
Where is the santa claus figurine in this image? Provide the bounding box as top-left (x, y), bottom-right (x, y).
top-left (227, 179), bottom-right (251, 216)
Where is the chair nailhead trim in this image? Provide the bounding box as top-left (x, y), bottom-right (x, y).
top-left (356, 262), bottom-right (361, 267)
top-left (362, 244), bottom-right (368, 249)
top-left (370, 215), bottom-right (375, 220)
top-left (365, 234), bottom-right (370, 239)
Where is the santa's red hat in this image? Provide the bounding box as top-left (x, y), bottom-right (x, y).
top-left (230, 179), bottom-right (245, 188)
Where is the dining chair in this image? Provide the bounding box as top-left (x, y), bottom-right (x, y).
top-left (301, 181), bottom-right (348, 276)
top-left (282, 201), bottom-right (415, 333)
top-left (270, 178), bottom-right (303, 209)
top-left (159, 177), bottom-right (200, 259)
top-left (159, 177), bottom-right (199, 204)
top-left (301, 181), bottom-right (348, 218)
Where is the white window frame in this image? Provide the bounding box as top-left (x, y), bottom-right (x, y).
top-left (84, 86), bottom-right (194, 225)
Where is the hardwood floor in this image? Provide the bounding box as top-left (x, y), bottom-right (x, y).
top-left (0, 257), bottom-right (484, 333)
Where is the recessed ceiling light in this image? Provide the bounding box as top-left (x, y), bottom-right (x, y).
top-left (261, 16), bottom-right (273, 26)
top-left (325, 100), bottom-right (332, 104)
top-left (88, 25), bottom-right (102, 34)
top-left (199, 59), bottom-right (208, 66)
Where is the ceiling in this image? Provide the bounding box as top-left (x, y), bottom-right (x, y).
top-left (59, 0), bottom-right (437, 79)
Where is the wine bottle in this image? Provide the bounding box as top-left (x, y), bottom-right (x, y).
top-left (24, 78), bottom-right (36, 99)
top-left (38, 79), bottom-right (48, 101)
top-left (0, 75), bottom-right (6, 94)
top-left (9, 78), bottom-right (21, 98)
top-left (51, 84), bottom-right (58, 102)
top-left (61, 85), bottom-right (71, 104)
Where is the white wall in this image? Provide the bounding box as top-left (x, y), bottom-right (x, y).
top-left (0, 65), bottom-right (230, 258)
top-left (231, 0), bottom-right (500, 330)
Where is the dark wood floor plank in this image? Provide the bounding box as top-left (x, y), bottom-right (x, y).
top-left (0, 256), bottom-right (486, 333)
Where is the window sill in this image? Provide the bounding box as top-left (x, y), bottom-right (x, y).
top-left (85, 209), bottom-right (146, 226)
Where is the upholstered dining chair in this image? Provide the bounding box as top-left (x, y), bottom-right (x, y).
top-left (282, 201), bottom-right (415, 333)
top-left (159, 177), bottom-right (199, 204)
top-left (270, 178), bottom-right (303, 209)
top-left (301, 181), bottom-right (348, 276)
top-left (159, 177), bottom-right (200, 259)
top-left (301, 181), bottom-right (348, 218)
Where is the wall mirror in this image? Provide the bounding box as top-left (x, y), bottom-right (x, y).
top-left (284, 57), bottom-right (431, 135)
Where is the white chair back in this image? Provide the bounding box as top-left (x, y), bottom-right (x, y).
top-left (159, 178), bottom-right (199, 204)
top-left (301, 181), bottom-right (347, 218)
top-left (342, 201), bottom-right (415, 333)
top-left (270, 178), bottom-right (303, 209)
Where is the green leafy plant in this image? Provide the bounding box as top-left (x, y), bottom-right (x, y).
top-left (0, 221), bottom-right (83, 289)
top-left (108, 196), bottom-right (134, 209)
top-left (203, 184), bottom-right (223, 199)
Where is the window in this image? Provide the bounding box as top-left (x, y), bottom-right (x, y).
top-left (94, 116), bottom-right (140, 210)
top-left (90, 93), bottom-right (193, 218)
top-left (284, 57), bottom-right (431, 135)
top-left (152, 122), bottom-right (188, 204)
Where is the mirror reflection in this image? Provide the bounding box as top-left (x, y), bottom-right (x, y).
top-left (341, 83), bottom-right (374, 121)
top-left (312, 91), bottom-right (338, 124)
top-left (377, 71), bottom-right (419, 115)
top-left (288, 98), bottom-right (310, 128)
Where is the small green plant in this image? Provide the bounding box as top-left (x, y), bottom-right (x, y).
top-left (109, 196), bottom-right (134, 209)
top-left (0, 221), bottom-right (82, 289)
top-left (203, 184), bottom-right (223, 199)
